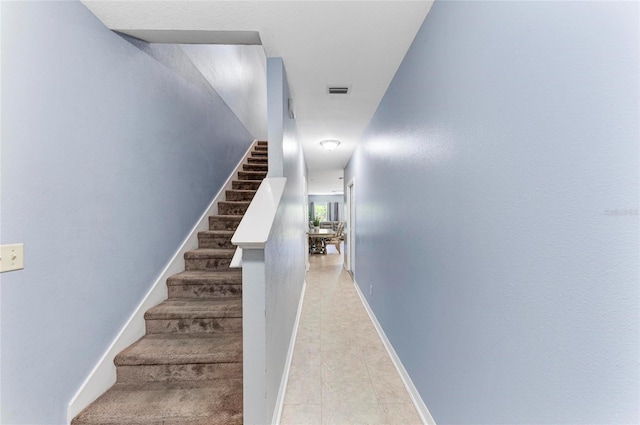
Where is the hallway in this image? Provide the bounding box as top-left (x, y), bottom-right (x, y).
top-left (281, 250), bottom-right (422, 424)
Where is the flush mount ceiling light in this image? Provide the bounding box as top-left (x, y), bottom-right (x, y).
top-left (320, 139), bottom-right (340, 151)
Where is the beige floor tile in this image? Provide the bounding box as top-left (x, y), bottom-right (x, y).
top-left (349, 342), bottom-right (387, 359)
top-left (285, 364), bottom-right (322, 404)
top-left (282, 253), bottom-right (420, 424)
top-left (297, 324), bottom-right (321, 344)
top-left (321, 407), bottom-right (352, 425)
top-left (322, 380), bottom-right (378, 407)
top-left (321, 350), bottom-right (370, 383)
top-left (280, 404), bottom-right (322, 425)
top-left (291, 342), bottom-right (322, 368)
top-left (322, 403), bottom-right (386, 425)
top-left (362, 348), bottom-right (395, 369)
top-left (289, 360), bottom-right (321, 380)
top-left (382, 403), bottom-right (423, 424)
top-left (348, 403), bottom-right (387, 425)
top-left (366, 364), bottom-right (412, 404)
top-left (320, 333), bottom-right (353, 352)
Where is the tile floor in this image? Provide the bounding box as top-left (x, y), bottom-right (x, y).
top-left (280, 247), bottom-right (422, 425)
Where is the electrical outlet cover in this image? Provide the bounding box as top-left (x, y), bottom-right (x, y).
top-left (0, 243), bottom-right (24, 272)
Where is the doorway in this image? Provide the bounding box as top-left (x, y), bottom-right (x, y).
top-left (346, 178), bottom-right (355, 273)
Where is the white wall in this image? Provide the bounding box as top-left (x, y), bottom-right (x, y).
top-left (345, 1), bottom-right (639, 423)
top-left (308, 195), bottom-right (342, 204)
top-left (0, 2), bottom-right (256, 423)
top-left (180, 44), bottom-right (267, 140)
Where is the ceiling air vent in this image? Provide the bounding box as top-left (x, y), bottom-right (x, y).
top-left (327, 86), bottom-right (350, 95)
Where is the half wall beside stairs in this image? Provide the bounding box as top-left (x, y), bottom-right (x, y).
top-left (69, 141), bottom-right (268, 424)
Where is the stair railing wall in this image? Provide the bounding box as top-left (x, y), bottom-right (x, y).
top-left (232, 177), bottom-right (287, 424)
top-left (66, 140), bottom-right (260, 423)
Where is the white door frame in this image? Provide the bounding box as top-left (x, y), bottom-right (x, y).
top-left (303, 176), bottom-right (310, 271)
top-left (346, 178), bottom-right (355, 273)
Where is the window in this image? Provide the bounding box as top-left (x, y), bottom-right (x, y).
top-left (314, 203), bottom-right (328, 222)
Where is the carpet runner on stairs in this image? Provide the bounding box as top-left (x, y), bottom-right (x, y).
top-left (72, 141), bottom-right (268, 425)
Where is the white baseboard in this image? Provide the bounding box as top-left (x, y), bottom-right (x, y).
top-left (353, 279), bottom-right (436, 425)
top-left (66, 140), bottom-right (258, 423)
top-left (272, 280), bottom-right (307, 425)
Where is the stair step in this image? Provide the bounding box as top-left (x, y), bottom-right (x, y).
top-left (117, 362), bottom-right (242, 384)
top-left (218, 201), bottom-right (250, 216)
top-left (167, 270), bottom-right (242, 299)
top-left (254, 145), bottom-right (267, 152)
top-left (209, 215), bottom-right (242, 230)
top-left (232, 180), bottom-right (261, 191)
top-left (250, 151), bottom-right (267, 158)
top-left (242, 163), bottom-right (268, 172)
top-left (115, 333), bottom-right (242, 366)
top-left (197, 230), bottom-right (234, 249)
top-left (238, 170), bottom-right (267, 181)
top-left (168, 270), bottom-right (242, 285)
top-left (247, 157), bottom-right (268, 164)
top-left (71, 379), bottom-right (242, 425)
top-left (184, 249), bottom-right (235, 271)
top-left (146, 298), bottom-right (241, 320)
top-left (226, 189), bottom-right (257, 202)
top-left (145, 298), bottom-right (242, 334)
top-left (257, 140), bottom-right (268, 146)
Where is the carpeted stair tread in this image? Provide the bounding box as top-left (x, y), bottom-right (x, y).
top-left (226, 189), bottom-right (257, 201)
top-left (184, 248), bottom-right (235, 259)
top-left (183, 249), bottom-right (235, 270)
top-left (218, 201), bottom-right (251, 206)
top-left (197, 233), bottom-right (235, 249)
top-left (217, 201), bottom-right (251, 216)
top-left (115, 334), bottom-right (242, 366)
top-left (167, 270), bottom-right (242, 285)
top-left (238, 170), bottom-right (267, 180)
top-left (71, 379), bottom-right (242, 425)
top-left (225, 189), bottom-right (257, 194)
top-left (197, 230), bottom-right (234, 237)
top-left (167, 271), bottom-right (242, 299)
top-left (232, 180), bottom-right (261, 190)
top-left (210, 215), bottom-right (245, 220)
top-left (243, 163), bottom-right (267, 171)
top-left (209, 215), bottom-right (243, 230)
top-left (145, 298), bottom-right (241, 320)
top-left (116, 362), bottom-right (242, 384)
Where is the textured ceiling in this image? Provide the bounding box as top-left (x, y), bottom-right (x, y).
top-left (82, 1), bottom-right (433, 194)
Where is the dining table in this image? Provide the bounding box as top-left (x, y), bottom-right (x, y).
top-left (307, 228), bottom-right (336, 255)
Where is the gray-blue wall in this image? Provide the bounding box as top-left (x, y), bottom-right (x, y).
top-left (265, 57), bottom-right (308, 423)
top-left (309, 195), bottom-right (343, 221)
top-left (345, 1), bottom-right (639, 423)
top-left (1, 2), bottom-right (254, 423)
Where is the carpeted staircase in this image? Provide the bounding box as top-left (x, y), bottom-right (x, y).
top-left (72, 141), bottom-right (268, 425)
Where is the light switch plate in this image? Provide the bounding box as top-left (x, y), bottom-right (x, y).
top-left (1, 243), bottom-right (24, 272)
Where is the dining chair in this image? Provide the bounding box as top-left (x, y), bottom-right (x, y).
top-left (325, 222), bottom-right (344, 254)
